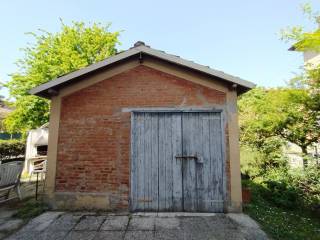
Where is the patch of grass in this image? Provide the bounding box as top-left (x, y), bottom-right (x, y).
top-left (13, 198), bottom-right (49, 220)
top-left (243, 180), bottom-right (320, 240)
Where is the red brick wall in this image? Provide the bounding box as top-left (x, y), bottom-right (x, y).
top-left (56, 65), bottom-right (227, 209)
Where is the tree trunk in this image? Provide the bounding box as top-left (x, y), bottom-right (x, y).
top-left (301, 146), bottom-right (308, 169)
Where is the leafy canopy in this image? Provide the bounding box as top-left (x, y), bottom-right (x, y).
top-left (281, 3), bottom-right (320, 51)
top-left (238, 87), bottom-right (319, 153)
top-left (4, 21), bottom-right (120, 133)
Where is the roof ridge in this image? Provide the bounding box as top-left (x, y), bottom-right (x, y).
top-left (30, 41), bottom-right (255, 98)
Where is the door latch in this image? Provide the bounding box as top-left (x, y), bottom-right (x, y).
top-left (175, 155), bottom-right (198, 160)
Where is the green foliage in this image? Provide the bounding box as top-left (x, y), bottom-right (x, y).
top-left (243, 180), bottom-right (320, 240)
top-left (288, 165), bottom-right (320, 207)
top-left (242, 145), bottom-right (320, 210)
top-left (4, 96), bottom-right (49, 133)
top-left (13, 197), bottom-right (49, 220)
top-left (257, 168), bottom-right (301, 209)
top-left (0, 140), bottom-right (25, 161)
top-left (4, 21), bottom-right (120, 133)
top-left (294, 29), bottom-right (320, 52)
top-left (263, 180), bottom-right (299, 209)
top-left (281, 3), bottom-right (320, 48)
top-left (239, 87), bottom-right (320, 157)
top-left (240, 142), bottom-right (287, 178)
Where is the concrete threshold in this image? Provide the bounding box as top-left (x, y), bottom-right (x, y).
top-left (132, 212), bottom-right (217, 217)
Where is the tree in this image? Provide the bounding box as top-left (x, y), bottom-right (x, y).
top-left (239, 87), bottom-right (320, 167)
top-left (4, 21), bottom-right (120, 133)
top-left (281, 3), bottom-right (320, 112)
top-left (279, 3), bottom-right (320, 166)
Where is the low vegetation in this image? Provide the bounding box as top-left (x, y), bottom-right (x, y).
top-left (243, 179), bottom-right (320, 240)
top-left (0, 140), bottom-right (25, 162)
top-left (12, 197), bottom-right (49, 220)
top-left (241, 145), bottom-right (320, 239)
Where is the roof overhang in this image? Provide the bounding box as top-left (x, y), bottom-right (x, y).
top-left (30, 42), bottom-right (256, 98)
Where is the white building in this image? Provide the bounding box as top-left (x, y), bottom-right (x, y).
top-left (24, 123), bottom-right (48, 175)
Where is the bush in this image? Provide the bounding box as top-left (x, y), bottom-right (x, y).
top-left (240, 143), bottom-right (288, 178)
top-left (245, 165), bottom-right (320, 211)
top-left (0, 140), bottom-right (25, 161)
top-left (241, 144), bottom-right (320, 211)
top-left (263, 180), bottom-right (300, 209)
top-left (290, 165), bottom-right (320, 209)
top-left (243, 179), bottom-right (320, 240)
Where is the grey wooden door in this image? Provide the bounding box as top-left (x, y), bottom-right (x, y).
top-left (131, 111), bottom-right (225, 212)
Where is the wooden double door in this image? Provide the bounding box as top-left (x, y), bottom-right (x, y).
top-left (130, 111), bottom-right (225, 212)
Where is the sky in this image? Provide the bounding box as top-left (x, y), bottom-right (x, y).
top-left (1, 0), bottom-right (320, 98)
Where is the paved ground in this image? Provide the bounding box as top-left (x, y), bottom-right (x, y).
top-left (0, 180), bottom-right (45, 239)
top-left (4, 212), bottom-right (268, 240)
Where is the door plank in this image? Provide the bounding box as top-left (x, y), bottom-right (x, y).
top-left (143, 113), bottom-right (152, 210)
top-left (137, 113), bottom-right (145, 211)
top-left (182, 113), bottom-right (197, 212)
top-left (209, 115), bottom-right (224, 212)
top-left (150, 113), bottom-right (159, 211)
top-left (130, 113), bottom-right (138, 211)
top-left (158, 113), bottom-right (167, 211)
top-left (171, 113), bottom-right (183, 211)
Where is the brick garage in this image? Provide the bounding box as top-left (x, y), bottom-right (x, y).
top-left (30, 42), bottom-right (254, 212)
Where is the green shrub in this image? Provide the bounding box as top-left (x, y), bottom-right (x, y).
top-left (0, 140), bottom-right (25, 161)
top-left (289, 165), bottom-right (320, 209)
top-left (240, 144), bottom-right (288, 178)
top-left (246, 165), bottom-right (320, 210)
top-left (241, 144), bottom-right (320, 211)
top-left (243, 179), bottom-right (320, 240)
top-left (263, 180), bottom-right (300, 209)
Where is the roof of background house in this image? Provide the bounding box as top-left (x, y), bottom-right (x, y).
top-left (30, 41), bottom-right (256, 98)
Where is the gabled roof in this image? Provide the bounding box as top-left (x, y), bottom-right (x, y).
top-left (30, 41), bottom-right (255, 98)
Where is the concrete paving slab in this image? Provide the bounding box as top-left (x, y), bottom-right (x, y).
top-left (46, 213), bottom-right (81, 231)
top-left (20, 212), bottom-right (64, 232)
top-left (64, 230), bottom-right (97, 240)
top-left (94, 231), bottom-right (125, 240)
top-left (155, 217), bottom-right (180, 230)
top-left (180, 217), bottom-right (212, 233)
top-left (0, 219), bottom-right (24, 232)
top-left (0, 219), bottom-right (6, 227)
top-left (155, 229), bottom-right (186, 240)
top-left (205, 215), bottom-right (239, 231)
top-left (128, 216), bottom-right (155, 231)
top-left (5, 231), bottom-right (40, 240)
top-left (0, 210), bottom-right (18, 220)
top-left (100, 216), bottom-right (128, 231)
top-left (124, 231), bottom-right (154, 240)
top-left (8, 230), bottom-right (69, 240)
top-left (74, 216), bottom-right (106, 231)
top-left (227, 213), bottom-right (269, 240)
top-left (37, 230), bottom-right (69, 240)
top-left (0, 233), bottom-right (6, 240)
top-left (227, 213), bottom-right (260, 229)
top-left (206, 229), bottom-right (246, 240)
top-left (3, 212), bottom-right (269, 240)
